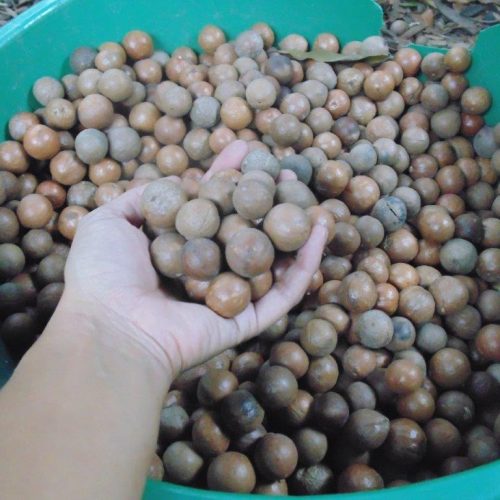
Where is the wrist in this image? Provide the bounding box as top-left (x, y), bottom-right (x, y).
top-left (44, 289), bottom-right (174, 390)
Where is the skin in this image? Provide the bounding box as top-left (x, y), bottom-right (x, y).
top-left (0, 141), bottom-right (327, 500)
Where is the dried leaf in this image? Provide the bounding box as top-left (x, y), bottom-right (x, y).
top-left (389, 0), bottom-right (402, 20)
top-left (400, 1), bottom-right (420, 8)
top-left (433, 0), bottom-right (480, 33)
top-left (278, 48), bottom-right (390, 65)
top-left (460, 4), bottom-right (485, 16)
top-left (402, 23), bottom-right (428, 38)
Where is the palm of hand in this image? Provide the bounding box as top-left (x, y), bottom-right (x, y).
top-left (64, 141), bottom-right (328, 375)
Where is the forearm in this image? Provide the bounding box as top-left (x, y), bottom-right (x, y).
top-left (0, 295), bottom-right (171, 500)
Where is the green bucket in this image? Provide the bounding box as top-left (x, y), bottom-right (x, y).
top-left (0, 0), bottom-right (498, 498)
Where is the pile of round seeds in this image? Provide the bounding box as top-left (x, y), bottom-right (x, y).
top-left (140, 166), bottom-right (329, 317)
top-left (0, 23), bottom-right (499, 495)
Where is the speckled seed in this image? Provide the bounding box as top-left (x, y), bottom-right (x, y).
top-left (280, 155), bottom-right (313, 185)
top-left (175, 199), bottom-right (220, 240)
top-left (190, 96), bottom-right (221, 128)
top-left (439, 238), bottom-right (478, 274)
top-left (354, 310), bottom-right (394, 349)
top-left (241, 150), bottom-right (281, 179)
top-left (107, 127), bottom-right (142, 162)
top-left (371, 196), bottom-right (407, 232)
top-left (233, 180), bottom-right (274, 220)
top-left (74, 129), bottom-right (108, 164)
top-left (141, 178), bottom-right (188, 229)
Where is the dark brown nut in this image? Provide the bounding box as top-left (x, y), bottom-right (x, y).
top-left (425, 418), bottom-right (462, 461)
top-left (339, 271), bottom-right (377, 314)
top-left (476, 249), bottom-right (500, 283)
top-left (429, 276), bottom-right (469, 315)
top-left (269, 341), bottom-right (309, 379)
top-left (162, 441), bottom-right (204, 485)
top-left (270, 113), bottom-right (301, 146)
top-left (192, 411), bottom-right (230, 457)
top-left (257, 365), bottom-right (298, 409)
top-left (0, 208), bottom-right (20, 244)
top-left (385, 359), bottom-right (424, 395)
top-left (397, 388), bottom-right (436, 423)
top-left (159, 404), bottom-right (189, 442)
top-left (417, 205), bottom-right (455, 243)
top-left (279, 389), bottom-right (313, 428)
top-left (337, 464), bottom-right (384, 492)
top-left (342, 345), bottom-right (377, 380)
top-left (398, 286), bottom-right (435, 325)
top-left (220, 389), bottom-right (264, 435)
top-left (306, 355), bottom-right (339, 394)
top-left (0, 244), bottom-right (25, 280)
top-left (289, 464), bottom-right (334, 495)
top-left (436, 391), bottom-right (475, 429)
top-left (293, 427), bottom-right (328, 466)
top-left (342, 176), bottom-right (380, 215)
top-left (254, 433), bottom-right (298, 481)
top-left (207, 452), bottom-right (256, 493)
top-left (430, 348), bottom-right (472, 388)
top-left (300, 319), bottom-right (337, 357)
top-left (329, 222), bottom-right (360, 256)
top-left (196, 369), bottom-right (238, 406)
top-left (311, 391), bottom-right (349, 433)
top-left (344, 409), bottom-right (390, 451)
top-left (345, 381), bottom-right (376, 411)
top-left (383, 418), bottom-right (427, 464)
top-left (475, 325), bottom-right (500, 362)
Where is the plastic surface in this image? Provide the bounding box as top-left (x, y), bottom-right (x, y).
top-left (0, 0), bottom-right (498, 498)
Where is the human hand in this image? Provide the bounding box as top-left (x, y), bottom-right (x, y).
top-left (62, 141), bottom-right (329, 380)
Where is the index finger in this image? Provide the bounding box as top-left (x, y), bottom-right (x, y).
top-left (202, 140), bottom-right (249, 182)
top-left (87, 185), bottom-right (147, 227)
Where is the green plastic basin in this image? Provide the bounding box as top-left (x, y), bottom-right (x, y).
top-left (0, 0), bottom-right (498, 498)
